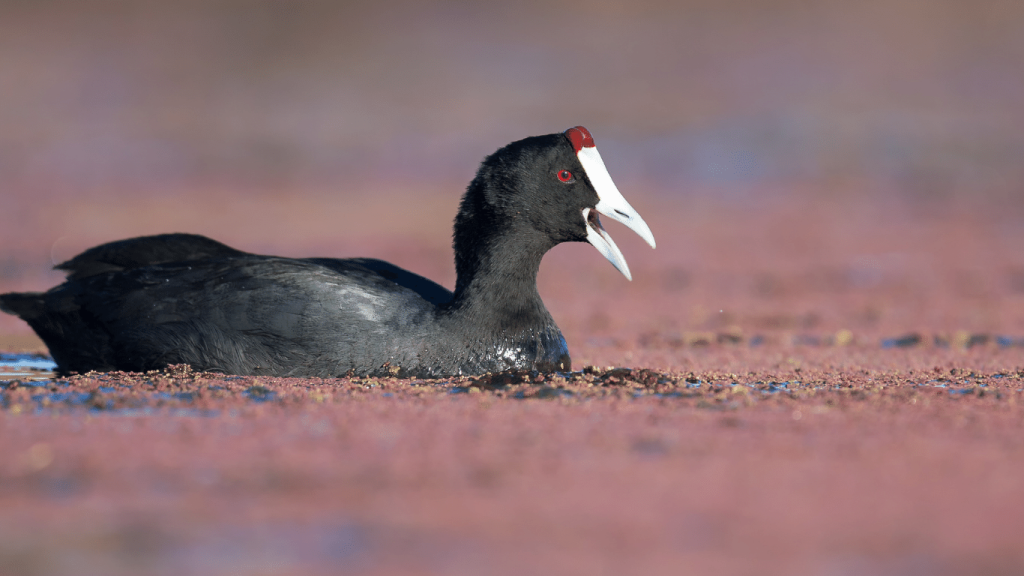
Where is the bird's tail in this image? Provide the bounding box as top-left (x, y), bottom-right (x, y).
top-left (0, 292), bottom-right (46, 320)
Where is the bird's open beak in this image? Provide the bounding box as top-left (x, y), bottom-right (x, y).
top-left (565, 126), bottom-right (656, 281)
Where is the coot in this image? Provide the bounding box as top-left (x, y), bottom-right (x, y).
top-left (1, 126), bottom-right (655, 378)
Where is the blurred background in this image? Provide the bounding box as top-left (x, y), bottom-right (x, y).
top-left (2, 0), bottom-right (1024, 344)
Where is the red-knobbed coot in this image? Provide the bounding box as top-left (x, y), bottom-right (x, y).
top-left (1, 127), bottom-right (655, 377)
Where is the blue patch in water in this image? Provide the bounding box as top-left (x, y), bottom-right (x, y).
top-left (881, 334), bottom-right (922, 348)
top-left (760, 381), bottom-right (790, 393)
top-left (243, 386), bottom-right (278, 403)
top-left (5, 379), bottom-right (53, 388)
top-left (31, 391), bottom-right (92, 406)
top-left (0, 353), bottom-right (57, 371)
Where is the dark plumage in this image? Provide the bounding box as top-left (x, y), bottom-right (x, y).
top-left (1, 127), bottom-right (655, 377)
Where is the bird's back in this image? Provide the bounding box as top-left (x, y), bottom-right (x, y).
top-left (1, 234), bottom-right (449, 376)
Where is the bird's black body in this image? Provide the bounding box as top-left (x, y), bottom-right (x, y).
top-left (1, 129), bottom-right (653, 378)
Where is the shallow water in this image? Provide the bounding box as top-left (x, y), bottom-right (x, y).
top-left (0, 352), bottom-right (56, 381)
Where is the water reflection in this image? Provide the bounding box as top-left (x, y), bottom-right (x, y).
top-left (0, 353), bottom-right (56, 381)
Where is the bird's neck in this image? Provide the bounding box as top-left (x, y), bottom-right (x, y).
top-left (448, 226), bottom-right (555, 332)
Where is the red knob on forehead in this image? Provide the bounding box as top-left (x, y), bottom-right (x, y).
top-left (564, 126), bottom-right (595, 152)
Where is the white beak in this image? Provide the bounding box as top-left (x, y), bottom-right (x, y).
top-left (583, 207), bottom-right (634, 280)
top-left (567, 127), bottom-right (656, 281)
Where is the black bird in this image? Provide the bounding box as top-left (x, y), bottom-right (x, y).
top-left (0, 127), bottom-right (656, 378)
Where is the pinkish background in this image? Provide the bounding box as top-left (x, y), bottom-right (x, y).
top-left (3, 2), bottom-right (1024, 575)
top-left (3, 0), bottom-right (1023, 316)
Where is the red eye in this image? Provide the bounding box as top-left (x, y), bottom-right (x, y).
top-left (557, 170), bottom-right (574, 183)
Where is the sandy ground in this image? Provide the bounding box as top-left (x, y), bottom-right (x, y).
top-left (2, 192), bottom-right (1024, 575)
